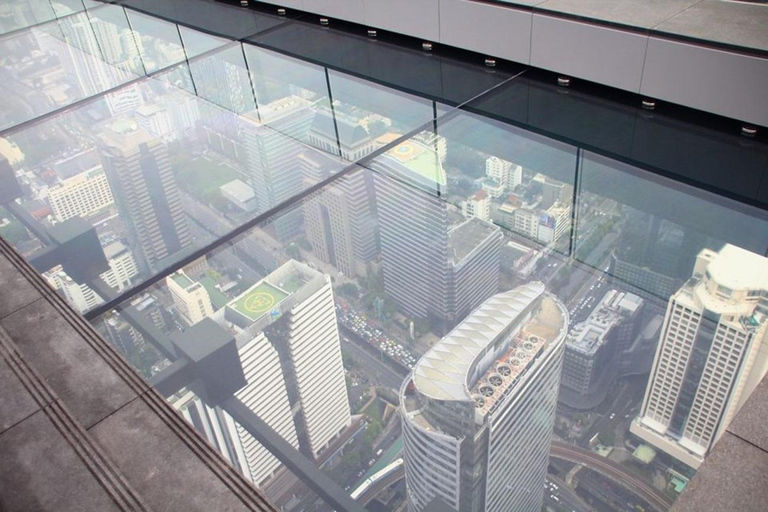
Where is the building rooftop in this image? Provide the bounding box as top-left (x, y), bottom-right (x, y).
top-left (448, 217), bottom-right (500, 263)
top-left (220, 179), bottom-right (256, 202)
top-left (567, 290), bottom-right (642, 355)
top-left (170, 272), bottom-right (195, 290)
top-left (412, 282), bottom-right (558, 402)
top-left (228, 281), bottom-right (289, 322)
top-left (383, 140), bottom-right (447, 186)
top-left (703, 244), bottom-right (768, 292)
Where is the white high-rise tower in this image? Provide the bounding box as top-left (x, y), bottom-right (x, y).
top-left (217, 260), bottom-right (352, 485)
top-left (631, 244), bottom-right (768, 469)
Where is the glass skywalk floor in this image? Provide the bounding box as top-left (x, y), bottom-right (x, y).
top-left (1, 1), bottom-right (767, 511)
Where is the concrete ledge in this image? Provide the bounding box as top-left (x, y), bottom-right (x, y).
top-left (641, 36), bottom-right (768, 128)
top-left (0, 236), bottom-right (277, 512)
top-left (530, 13), bottom-right (648, 92)
top-left (439, 0), bottom-right (532, 64)
top-left (672, 374), bottom-right (768, 511)
top-left (364, 0), bottom-right (440, 41)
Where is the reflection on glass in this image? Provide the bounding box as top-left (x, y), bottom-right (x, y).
top-left (3, 8), bottom-right (768, 512)
top-left (0, 0), bottom-right (58, 35)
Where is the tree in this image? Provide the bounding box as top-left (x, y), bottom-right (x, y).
top-left (365, 418), bottom-right (383, 445)
top-left (413, 318), bottom-right (431, 337)
top-left (445, 143), bottom-right (486, 179)
top-left (599, 427), bottom-right (616, 446)
top-left (342, 449), bottom-right (361, 469)
top-left (0, 219), bottom-right (30, 246)
top-left (285, 243), bottom-right (301, 261)
top-left (342, 350), bottom-right (357, 369)
top-left (337, 283), bottom-right (360, 299)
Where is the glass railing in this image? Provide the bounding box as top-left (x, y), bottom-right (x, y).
top-left (1, 1), bottom-right (768, 512)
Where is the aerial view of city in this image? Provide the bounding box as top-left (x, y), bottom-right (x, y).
top-left (0, 1), bottom-right (767, 512)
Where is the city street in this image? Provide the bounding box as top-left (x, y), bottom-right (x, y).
top-left (341, 331), bottom-right (407, 391)
top-left (544, 475), bottom-right (591, 512)
top-left (550, 442), bottom-right (673, 512)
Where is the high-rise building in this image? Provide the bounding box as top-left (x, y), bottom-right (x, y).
top-left (400, 282), bottom-right (568, 512)
top-left (610, 208), bottom-right (712, 304)
top-left (166, 270), bottom-right (214, 326)
top-left (105, 83), bottom-right (144, 117)
top-left (461, 189), bottom-right (491, 222)
top-left (372, 140), bottom-right (502, 334)
top-left (560, 290), bottom-right (643, 409)
top-left (216, 260), bottom-right (351, 483)
top-left (135, 103), bottom-right (174, 142)
top-left (59, 14), bottom-right (131, 95)
top-left (302, 108), bottom-right (378, 277)
top-left (239, 96), bottom-right (314, 240)
top-left (47, 165), bottom-right (115, 222)
top-left (45, 241), bottom-right (139, 313)
top-left (631, 244), bottom-right (768, 469)
top-left (532, 173), bottom-right (571, 210)
top-left (169, 389), bottom-right (252, 481)
top-left (537, 201), bottom-right (572, 244)
top-left (485, 156), bottom-right (522, 191)
top-left (98, 119), bottom-right (191, 272)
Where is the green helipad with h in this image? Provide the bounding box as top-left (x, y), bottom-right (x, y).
top-left (230, 281), bottom-right (288, 322)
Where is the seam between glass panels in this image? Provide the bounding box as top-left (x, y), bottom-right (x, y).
top-left (0, 1), bottom-right (118, 40)
top-left (83, 68), bottom-right (530, 319)
top-left (0, 16), bottom-right (295, 138)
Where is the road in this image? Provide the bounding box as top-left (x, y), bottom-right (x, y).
top-left (341, 332), bottom-right (407, 390)
top-left (354, 440), bottom-right (672, 512)
top-left (545, 475), bottom-right (591, 512)
top-left (550, 441), bottom-right (673, 512)
top-left (578, 383), bottom-right (641, 446)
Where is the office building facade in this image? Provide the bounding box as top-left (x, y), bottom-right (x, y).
top-left (217, 260), bottom-right (351, 482)
top-left (166, 270), bottom-right (215, 326)
top-left (239, 97), bottom-right (314, 241)
top-left (400, 282), bottom-right (568, 512)
top-left (372, 140), bottom-right (502, 334)
top-left (631, 245), bottom-right (768, 469)
top-left (302, 108), bottom-right (378, 277)
top-left (560, 290), bottom-right (643, 409)
top-left (98, 119), bottom-right (192, 273)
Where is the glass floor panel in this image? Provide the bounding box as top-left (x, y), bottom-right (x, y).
top-left (2, 2), bottom-right (768, 512)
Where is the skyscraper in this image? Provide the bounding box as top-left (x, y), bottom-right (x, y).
top-left (560, 290), bottom-right (643, 409)
top-left (610, 208), bottom-right (712, 303)
top-left (47, 165), bottom-right (115, 222)
top-left (302, 108), bottom-right (378, 277)
top-left (372, 139), bottom-right (502, 334)
top-left (45, 241), bottom-right (139, 313)
top-left (400, 282), bottom-right (568, 512)
top-left (217, 260), bottom-right (351, 483)
top-left (631, 244), bottom-right (768, 469)
top-left (166, 270), bottom-right (214, 326)
top-left (98, 119), bottom-right (191, 273)
top-left (59, 13), bottom-right (133, 95)
top-left (239, 96), bottom-right (315, 241)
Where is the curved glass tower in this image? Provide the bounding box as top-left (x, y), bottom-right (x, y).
top-left (400, 282), bottom-right (568, 512)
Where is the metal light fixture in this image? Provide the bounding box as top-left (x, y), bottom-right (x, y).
top-left (741, 125), bottom-right (758, 137)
